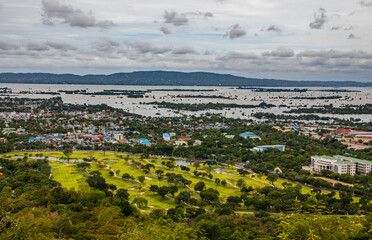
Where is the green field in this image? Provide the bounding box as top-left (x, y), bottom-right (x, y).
top-left (2, 151), bottom-right (359, 210)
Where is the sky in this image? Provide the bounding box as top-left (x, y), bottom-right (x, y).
top-left (0, 0), bottom-right (372, 82)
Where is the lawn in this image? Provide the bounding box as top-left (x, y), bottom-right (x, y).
top-left (1, 151), bottom-right (361, 210)
top-left (51, 164), bottom-right (90, 191)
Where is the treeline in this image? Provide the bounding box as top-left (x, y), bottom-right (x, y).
top-left (253, 112), bottom-right (332, 121)
top-left (286, 104), bottom-right (372, 114)
top-left (145, 101), bottom-right (275, 111)
top-left (253, 88), bottom-right (308, 92)
top-left (176, 95), bottom-right (235, 99)
top-left (289, 96), bottom-right (342, 100)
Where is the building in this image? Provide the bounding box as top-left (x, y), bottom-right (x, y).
top-left (239, 132), bottom-right (261, 140)
top-left (310, 155), bottom-right (371, 175)
top-left (252, 145), bottom-right (286, 152)
top-left (113, 133), bottom-right (123, 141)
top-left (163, 133), bottom-right (171, 141)
top-left (334, 155), bottom-right (372, 175)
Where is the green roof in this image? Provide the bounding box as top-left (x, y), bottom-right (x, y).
top-left (312, 155), bottom-right (337, 160)
top-left (334, 155), bottom-right (372, 164)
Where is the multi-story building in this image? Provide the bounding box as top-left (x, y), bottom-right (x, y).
top-left (334, 155), bottom-right (372, 175)
top-left (310, 155), bottom-right (371, 175)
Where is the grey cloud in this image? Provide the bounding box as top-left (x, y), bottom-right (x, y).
top-left (46, 41), bottom-right (77, 51)
top-left (41, 0), bottom-right (115, 28)
top-left (172, 46), bottom-right (198, 55)
top-left (225, 24), bottom-right (246, 39)
top-left (131, 40), bottom-right (172, 54)
top-left (331, 25), bottom-right (354, 31)
top-left (184, 11), bottom-right (214, 18)
top-left (262, 47), bottom-right (295, 58)
top-left (0, 40), bottom-right (19, 51)
top-left (163, 11), bottom-right (188, 26)
top-left (160, 26), bottom-right (172, 35)
top-left (297, 49), bottom-right (372, 59)
top-left (204, 12), bottom-right (214, 18)
top-left (309, 8), bottom-right (328, 29)
top-left (25, 41), bottom-right (49, 51)
top-left (360, 0), bottom-right (372, 7)
top-left (264, 25), bottom-right (281, 32)
top-left (93, 38), bottom-right (120, 52)
top-left (216, 51), bottom-right (259, 61)
top-left (348, 33), bottom-right (357, 39)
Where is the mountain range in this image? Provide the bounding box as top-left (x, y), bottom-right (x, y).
top-left (0, 71), bottom-right (371, 87)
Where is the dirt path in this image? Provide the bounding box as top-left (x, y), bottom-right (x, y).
top-left (312, 177), bottom-right (354, 187)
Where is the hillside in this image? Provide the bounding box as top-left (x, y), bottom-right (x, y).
top-left (0, 71), bottom-right (371, 87)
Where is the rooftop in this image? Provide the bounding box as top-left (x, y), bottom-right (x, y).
top-left (239, 132), bottom-right (260, 138)
top-left (334, 155), bottom-right (372, 164)
top-left (312, 155), bottom-right (338, 160)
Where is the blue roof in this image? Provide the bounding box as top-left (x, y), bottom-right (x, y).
top-left (240, 132), bottom-right (260, 138)
top-left (140, 141), bottom-right (151, 144)
top-left (163, 133), bottom-right (170, 137)
top-left (139, 138), bottom-right (148, 141)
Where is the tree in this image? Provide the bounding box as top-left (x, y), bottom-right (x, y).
top-left (236, 179), bottom-right (246, 189)
top-left (150, 185), bottom-right (159, 193)
top-left (194, 181), bottom-right (206, 191)
top-left (157, 186), bottom-right (169, 199)
top-left (115, 189), bottom-right (130, 201)
top-left (267, 174), bottom-right (278, 186)
top-left (175, 191), bottom-right (191, 204)
top-left (77, 162), bottom-right (90, 170)
top-left (168, 186), bottom-right (178, 197)
top-left (226, 196), bottom-right (242, 209)
top-left (134, 197), bottom-right (148, 208)
top-left (197, 219), bottom-right (221, 240)
top-left (122, 173), bottom-right (132, 180)
top-left (321, 169), bottom-right (333, 178)
top-left (156, 169), bottom-right (164, 180)
top-left (165, 161), bottom-right (175, 169)
top-left (221, 180), bottom-right (227, 186)
top-left (98, 206), bottom-right (120, 224)
top-left (193, 162), bottom-right (200, 171)
top-left (86, 175), bottom-right (107, 191)
top-left (215, 178), bottom-right (221, 185)
top-left (63, 148), bottom-right (73, 161)
top-left (138, 175), bottom-right (146, 184)
top-left (200, 188), bottom-right (219, 204)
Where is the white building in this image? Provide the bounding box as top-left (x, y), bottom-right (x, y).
top-left (163, 133), bottom-right (171, 141)
top-left (252, 145), bottom-right (286, 152)
top-left (310, 155), bottom-right (371, 175)
top-left (334, 155), bottom-right (372, 175)
top-left (113, 133), bottom-right (123, 141)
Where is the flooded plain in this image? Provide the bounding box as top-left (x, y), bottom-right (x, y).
top-left (1, 83), bottom-right (371, 122)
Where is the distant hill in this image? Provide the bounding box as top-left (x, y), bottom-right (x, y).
top-left (0, 71), bottom-right (371, 87)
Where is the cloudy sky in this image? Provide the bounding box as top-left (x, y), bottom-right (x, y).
top-left (0, 0), bottom-right (372, 81)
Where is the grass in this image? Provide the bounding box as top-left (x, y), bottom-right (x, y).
top-left (51, 164), bottom-right (90, 191)
top-left (1, 151), bottom-right (362, 210)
